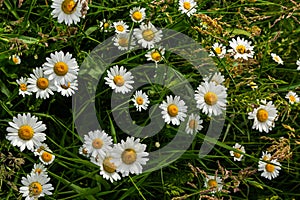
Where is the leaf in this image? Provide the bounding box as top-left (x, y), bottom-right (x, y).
top-left (228, 28), bottom-right (251, 37)
top-left (0, 78), bottom-right (11, 98)
top-left (85, 26), bottom-right (98, 36)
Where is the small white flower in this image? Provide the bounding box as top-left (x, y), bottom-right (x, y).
top-left (248, 100), bottom-right (278, 133)
top-left (132, 90), bottom-right (150, 112)
top-left (6, 113), bottom-right (46, 152)
top-left (39, 149), bottom-right (55, 165)
top-left (159, 95), bottom-right (188, 126)
top-left (34, 143), bottom-right (50, 156)
top-left (185, 113), bottom-right (203, 134)
top-left (130, 7), bottom-right (146, 23)
top-left (99, 151), bottom-right (121, 183)
top-left (271, 53), bottom-right (283, 65)
top-left (10, 54), bottom-right (21, 64)
top-left (104, 65), bottom-right (134, 94)
top-left (203, 72), bottom-right (225, 85)
top-left (31, 163), bottom-right (48, 176)
top-left (145, 47), bottom-right (165, 63)
top-left (229, 143), bottom-right (245, 161)
top-left (228, 37), bottom-right (255, 60)
top-left (113, 32), bottom-right (136, 51)
top-left (258, 152), bottom-right (281, 180)
top-left (296, 58), bottom-right (300, 70)
top-left (209, 43), bottom-right (226, 58)
top-left (204, 175), bottom-right (223, 193)
top-left (16, 77), bottom-right (32, 97)
top-left (79, 144), bottom-right (90, 158)
top-left (178, 0), bottom-right (197, 17)
top-left (99, 19), bottom-right (112, 32)
top-left (56, 79), bottom-right (78, 97)
top-left (113, 20), bottom-right (129, 34)
top-left (285, 91), bottom-right (299, 104)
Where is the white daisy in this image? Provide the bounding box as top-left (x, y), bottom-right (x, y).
top-left (203, 72), bottom-right (225, 85)
top-left (6, 113), bottom-right (46, 152)
top-left (113, 32), bottom-right (136, 51)
top-left (296, 58), bottom-right (300, 70)
top-left (159, 95), bottom-right (188, 126)
top-left (99, 152), bottom-right (121, 183)
top-left (79, 144), bottom-right (90, 158)
top-left (261, 151), bottom-right (272, 161)
top-left (104, 65), bottom-right (134, 94)
top-left (130, 7), bottom-right (146, 23)
top-left (113, 20), bottom-right (129, 34)
top-left (178, 0), bottom-right (197, 17)
top-left (10, 54), bottom-right (21, 64)
top-left (19, 173), bottom-right (53, 199)
top-left (16, 77), bottom-right (32, 97)
top-left (145, 47), bottom-right (165, 63)
top-left (34, 143), bottom-right (50, 156)
top-left (248, 100), bottom-right (278, 133)
top-left (209, 43), bottom-right (227, 58)
top-left (51, 0), bottom-right (83, 26)
top-left (132, 90), bottom-right (150, 112)
top-left (194, 81), bottom-right (227, 116)
top-left (228, 37), bottom-right (254, 60)
top-left (133, 21), bottom-right (163, 49)
top-left (27, 67), bottom-right (57, 99)
top-left (99, 19), bottom-right (112, 32)
top-left (185, 113), bottom-right (203, 134)
top-left (31, 163), bottom-right (48, 176)
top-left (42, 51), bottom-right (79, 85)
top-left (285, 91), bottom-right (299, 104)
top-left (111, 136), bottom-right (149, 177)
top-left (271, 53), bottom-right (283, 65)
top-left (229, 143), bottom-right (245, 162)
top-left (39, 149), bottom-right (55, 165)
top-left (204, 175), bottom-right (223, 193)
top-left (258, 153), bottom-right (281, 180)
top-left (83, 130), bottom-right (113, 159)
top-left (56, 79), bottom-right (78, 97)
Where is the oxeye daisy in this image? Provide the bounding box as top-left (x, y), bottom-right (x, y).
top-left (296, 58), bottom-right (300, 70)
top-left (130, 7), bottom-right (146, 23)
top-left (79, 144), bottom-right (90, 158)
top-left (104, 65), bottom-right (134, 94)
top-left (145, 47), bottom-right (165, 64)
top-left (56, 79), bottom-right (78, 97)
top-left (203, 72), bottom-right (225, 86)
top-left (271, 53), bottom-right (283, 65)
top-left (204, 175), bottom-right (223, 193)
top-left (113, 32), bottom-right (136, 51)
top-left (42, 51), bottom-right (79, 85)
top-left (6, 113), bottom-right (46, 152)
top-left (39, 149), bottom-right (55, 165)
top-left (31, 163), bottom-right (48, 176)
top-left (248, 100), bottom-right (278, 133)
top-left (99, 19), bottom-right (112, 32)
top-left (83, 130), bottom-right (113, 159)
top-left (285, 91), bottom-right (299, 104)
top-left (261, 151), bottom-right (271, 161)
top-left (159, 95), bottom-right (188, 126)
top-left (34, 143), bottom-right (50, 156)
top-left (229, 143), bottom-right (245, 162)
top-left (228, 36), bottom-right (254, 60)
top-left (111, 136), bottom-right (149, 177)
top-left (99, 152), bottom-right (121, 183)
top-left (27, 67), bottom-right (57, 99)
top-left (19, 173), bottom-right (53, 199)
top-left (258, 154), bottom-right (281, 180)
top-left (16, 77), bottom-right (32, 97)
top-left (194, 81), bottom-right (227, 116)
top-left (133, 21), bottom-right (163, 49)
top-left (132, 90), bottom-right (150, 112)
top-left (10, 54), bottom-right (21, 64)
top-left (209, 43), bottom-right (227, 58)
top-left (178, 0), bottom-right (197, 17)
top-left (113, 20), bottom-right (129, 34)
top-left (185, 113), bottom-right (203, 134)
top-left (51, 0), bottom-right (83, 26)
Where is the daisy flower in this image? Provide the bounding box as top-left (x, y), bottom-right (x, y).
top-left (51, 0), bottom-right (83, 26)
top-left (6, 113), bottom-right (46, 152)
top-left (248, 100), bottom-right (278, 133)
top-left (229, 143), bottom-right (245, 162)
top-left (258, 153), bottom-right (281, 180)
top-left (16, 77), bottom-right (32, 97)
top-left (19, 173), bottom-right (53, 199)
top-left (178, 0), bottom-right (197, 17)
top-left (99, 19), bottom-right (112, 32)
top-left (39, 149), bottom-right (55, 165)
top-left (111, 136), bottom-right (149, 177)
top-left (296, 58), bottom-right (300, 70)
top-left (132, 90), bottom-right (150, 112)
top-left (285, 91), bottom-right (299, 104)
top-left (113, 32), bottom-right (136, 51)
top-left (209, 43), bottom-right (227, 58)
top-left (204, 175), bottom-right (223, 193)
top-left (34, 143), bottom-right (50, 156)
top-left (228, 37), bottom-right (254, 60)
top-left (159, 95), bottom-right (188, 126)
top-left (194, 81), bottom-right (227, 116)
top-left (271, 53), bottom-right (283, 65)
top-left (42, 51), bottom-right (79, 85)
top-left (203, 72), bottom-right (225, 85)
top-left (145, 47), bottom-right (165, 63)
top-left (31, 163), bottom-right (48, 176)
top-left (56, 79), bottom-right (78, 97)
top-left (79, 144), bottom-right (90, 158)
top-left (99, 152), bottom-right (121, 183)
top-left (104, 65), bottom-right (134, 94)
top-left (185, 113), bottom-right (203, 134)
top-left (130, 7), bottom-right (146, 23)
top-left (10, 54), bottom-right (21, 64)
top-left (133, 21), bottom-right (163, 49)
top-left (27, 67), bottom-right (57, 99)
top-left (83, 130), bottom-right (113, 159)
top-left (113, 20), bottom-right (129, 34)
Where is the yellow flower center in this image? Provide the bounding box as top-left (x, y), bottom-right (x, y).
top-left (36, 145), bottom-right (46, 153)
top-left (36, 78), bottom-right (49, 90)
top-left (142, 29), bottom-right (155, 41)
top-left (81, 147), bottom-right (88, 155)
top-left (262, 155), bottom-right (269, 161)
top-left (41, 151), bottom-right (53, 163)
top-left (92, 138), bottom-right (103, 149)
top-left (118, 38), bottom-right (129, 47)
top-left (183, 2), bottom-right (191, 10)
top-left (136, 96), bottom-right (144, 105)
top-left (121, 148), bottom-right (137, 164)
top-left (151, 51), bottom-right (161, 61)
top-left (18, 125), bottom-right (34, 140)
top-left (113, 75), bottom-right (125, 86)
top-left (20, 83), bottom-right (27, 91)
top-left (35, 168), bottom-right (42, 175)
top-left (103, 157), bottom-right (117, 173)
top-left (116, 25), bottom-right (125, 32)
top-left (207, 179), bottom-right (218, 188)
top-left (12, 56), bottom-right (20, 64)
top-left (54, 61), bottom-right (69, 76)
top-left (188, 119), bottom-right (197, 129)
top-left (167, 104), bottom-right (179, 117)
top-left (104, 22), bottom-right (109, 29)
top-left (61, 0), bottom-right (76, 14)
top-left (204, 92), bottom-right (218, 106)
top-left (29, 182), bottom-right (43, 196)
top-left (214, 47), bottom-right (222, 54)
top-left (236, 45), bottom-right (246, 54)
top-left (274, 56), bottom-right (280, 62)
top-left (132, 11), bottom-right (142, 21)
top-left (61, 82), bottom-right (71, 89)
top-left (234, 148), bottom-right (241, 158)
top-left (265, 163), bottom-right (275, 173)
top-left (289, 95), bottom-right (296, 102)
top-left (256, 109), bottom-right (268, 122)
